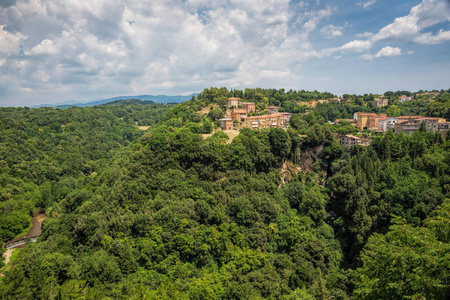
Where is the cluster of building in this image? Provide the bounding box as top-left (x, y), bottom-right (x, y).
top-left (297, 98), bottom-right (346, 108)
top-left (219, 98), bottom-right (293, 130)
top-left (353, 112), bottom-right (449, 135)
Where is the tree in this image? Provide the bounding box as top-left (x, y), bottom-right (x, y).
top-left (353, 203), bottom-right (450, 299)
top-left (386, 104), bottom-right (400, 117)
top-left (268, 128), bottom-right (291, 160)
top-left (299, 187), bottom-right (327, 224)
top-left (202, 119), bottom-right (213, 134)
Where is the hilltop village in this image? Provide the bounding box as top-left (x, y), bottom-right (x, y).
top-left (214, 94), bottom-right (450, 149)
top-left (218, 97), bottom-right (292, 131)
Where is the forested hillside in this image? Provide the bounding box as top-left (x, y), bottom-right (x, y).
top-left (0, 102), bottom-right (172, 245)
top-left (1, 90), bottom-right (449, 299)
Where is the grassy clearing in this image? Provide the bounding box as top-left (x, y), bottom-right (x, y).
top-left (1, 248), bottom-right (22, 279)
top-left (201, 129), bottom-right (240, 144)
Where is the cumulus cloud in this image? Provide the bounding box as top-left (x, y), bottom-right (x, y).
top-left (339, 39), bottom-right (373, 52)
top-left (1, 0), bottom-right (345, 105)
top-left (30, 39), bottom-right (59, 55)
top-left (0, 25), bottom-right (26, 54)
top-left (414, 29), bottom-right (450, 44)
top-left (357, 0), bottom-right (376, 9)
top-left (1, 0), bottom-right (309, 104)
top-left (372, 0), bottom-right (450, 43)
top-left (320, 24), bottom-right (343, 38)
top-left (355, 32), bottom-right (373, 38)
top-left (329, 0), bottom-right (450, 59)
top-left (361, 46), bottom-right (402, 60)
top-left (375, 46), bottom-right (402, 57)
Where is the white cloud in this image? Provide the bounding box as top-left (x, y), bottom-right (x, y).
top-left (357, 0), bottom-right (376, 9)
top-left (414, 29), bottom-right (450, 44)
top-left (360, 46), bottom-right (402, 60)
top-left (296, 5), bottom-right (333, 37)
top-left (355, 31), bottom-right (373, 38)
top-left (360, 53), bottom-right (374, 60)
top-left (0, 25), bottom-right (27, 54)
top-left (375, 46), bottom-right (402, 57)
top-left (372, 0), bottom-right (450, 43)
top-left (30, 39), bottom-right (58, 55)
top-left (320, 24), bottom-right (343, 38)
top-left (329, 0), bottom-right (450, 58)
top-left (339, 39), bottom-right (373, 52)
top-left (2, 0), bottom-right (314, 104)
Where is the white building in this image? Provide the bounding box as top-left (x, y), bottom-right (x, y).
top-left (378, 117), bottom-right (401, 132)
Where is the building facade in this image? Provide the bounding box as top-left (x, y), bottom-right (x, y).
top-left (243, 114), bottom-right (285, 129)
top-left (373, 98), bottom-right (389, 108)
top-left (231, 109), bottom-right (247, 122)
top-left (378, 117), bottom-right (401, 132)
top-left (279, 112), bottom-right (293, 123)
top-left (241, 102), bottom-right (256, 113)
top-left (267, 106), bottom-right (279, 114)
top-left (399, 95), bottom-right (413, 103)
top-left (339, 134), bottom-right (370, 148)
top-left (219, 118), bottom-right (233, 130)
top-left (366, 114), bottom-right (388, 130)
top-left (416, 117), bottom-right (446, 132)
top-left (226, 97), bottom-right (240, 108)
top-left (394, 120), bottom-right (420, 134)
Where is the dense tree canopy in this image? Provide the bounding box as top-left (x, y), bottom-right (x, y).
top-left (1, 90), bottom-right (449, 299)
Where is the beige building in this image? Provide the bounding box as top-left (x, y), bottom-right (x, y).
top-left (243, 114), bottom-right (285, 129)
top-left (354, 112), bottom-right (387, 130)
top-left (399, 95), bottom-right (413, 103)
top-left (219, 118), bottom-right (233, 130)
top-left (416, 117), bottom-right (446, 132)
top-left (354, 112), bottom-right (377, 130)
top-left (339, 134), bottom-right (370, 148)
top-left (226, 97), bottom-right (240, 108)
top-left (241, 102), bottom-right (256, 113)
top-left (366, 114), bottom-right (388, 130)
top-left (373, 98), bottom-right (389, 108)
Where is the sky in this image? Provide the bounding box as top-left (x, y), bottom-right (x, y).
top-left (0, 0), bottom-right (450, 106)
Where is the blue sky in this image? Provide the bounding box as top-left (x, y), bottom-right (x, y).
top-left (0, 0), bottom-right (449, 106)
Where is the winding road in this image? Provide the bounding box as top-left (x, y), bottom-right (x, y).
top-left (4, 210), bottom-right (47, 249)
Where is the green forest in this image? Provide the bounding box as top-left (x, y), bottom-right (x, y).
top-left (0, 89), bottom-right (449, 299)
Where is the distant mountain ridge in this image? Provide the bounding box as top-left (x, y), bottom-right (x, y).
top-left (32, 94), bottom-right (197, 108)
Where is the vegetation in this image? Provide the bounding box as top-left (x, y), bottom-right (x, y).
top-left (0, 90), bottom-right (449, 299)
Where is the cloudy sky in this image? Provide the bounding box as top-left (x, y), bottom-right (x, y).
top-left (1, 0), bottom-right (449, 106)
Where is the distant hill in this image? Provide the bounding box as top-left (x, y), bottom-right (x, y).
top-left (100, 99), bottom-right (156, 106)
top-left (33, 94), bottom-right (197, 108)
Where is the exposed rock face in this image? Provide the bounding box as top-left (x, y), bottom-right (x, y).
top-left (279, 145), bottom-right (327, 187)
top-left (299, 145), bottom-right (324, 172)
